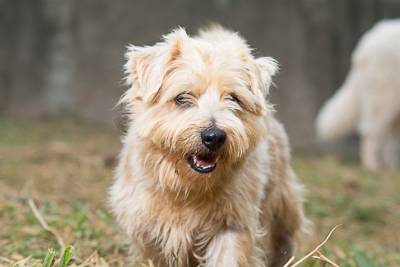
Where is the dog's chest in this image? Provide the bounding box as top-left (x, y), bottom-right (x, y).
top-left (134, 192), bottom-right (249, 258)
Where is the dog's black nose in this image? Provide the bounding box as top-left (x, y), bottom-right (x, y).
top-left (201, 128), bottom-right (227, 151)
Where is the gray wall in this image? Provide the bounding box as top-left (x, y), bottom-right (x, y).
top-left (1, 0), bottom-right (400, 147)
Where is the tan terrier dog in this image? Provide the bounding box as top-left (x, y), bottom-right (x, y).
top-left (109, 25), bottom-right (307, 267)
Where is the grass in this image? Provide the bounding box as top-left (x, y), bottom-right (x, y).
top-left (0, 117), bottom-right (399, 266)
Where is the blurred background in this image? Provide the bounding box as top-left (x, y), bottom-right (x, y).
top-left (1, 0), bottom-right (400, 148)
top-left (1, 1), bottom-right (400, 266)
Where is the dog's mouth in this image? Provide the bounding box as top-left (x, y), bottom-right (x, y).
top-left (188, 153), bottom-right (217, 173)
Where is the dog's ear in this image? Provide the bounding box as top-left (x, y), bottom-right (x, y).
top-left (124, 28), bottom-right (188, 103)
top-left (254, 57), bottom-right (279, 96)
top-left (246, 57), bottom-right (278, 115)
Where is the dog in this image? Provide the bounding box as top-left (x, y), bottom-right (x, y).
top-left (316, 19), bottom-right (400, 170)
top-left (109, 25), bottom-right (307, 267)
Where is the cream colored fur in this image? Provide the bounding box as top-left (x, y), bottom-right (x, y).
top-left (316, 20), bottom-right (400, 170)
top-left (109, 25), bottom-right (307, 267)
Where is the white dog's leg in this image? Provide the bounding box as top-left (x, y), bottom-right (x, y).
top-left (360, 134), bottom-right (382, 170)
top-left (381, 130), bottom-right (400, 169)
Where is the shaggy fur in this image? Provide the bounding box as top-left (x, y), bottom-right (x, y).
top-left (316, 19), bottom-right (400, 170)
top-left (109, 25), bottom-right (307, 267)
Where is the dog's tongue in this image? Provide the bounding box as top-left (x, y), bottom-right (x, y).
top-left (194, 155), bottom-right (216, 168)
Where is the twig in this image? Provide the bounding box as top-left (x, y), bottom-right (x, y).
top-left (0, 256), bottom-right (14, 264)
top-left (76, 251), bottom-right (98, 267)
top-left (284, 224), bottom-right (342, 267)
top-left (282, 256), bottom-right (295, 267)
top-left (28, 198), bottom-right (65, 249)
top-left (13, 256), bottom-right (33, 266)
top-left (312, 250), bottom-right (340, 267)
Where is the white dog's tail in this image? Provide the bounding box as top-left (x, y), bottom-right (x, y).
top-left (316, 73), bottom-right (361, 140)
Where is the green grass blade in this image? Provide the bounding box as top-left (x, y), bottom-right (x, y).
top-left (352, 250), bottom-right (375, 267)
top-left (41, 248), bottom-right (56, 267)
top-left (59, 246), bottom-right (73, 267)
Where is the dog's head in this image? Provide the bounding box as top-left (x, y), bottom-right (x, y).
top-left (121, 26), bottom-right (277, 190)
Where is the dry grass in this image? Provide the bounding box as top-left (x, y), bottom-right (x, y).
top-left (0, 117), bottom-right (399, 266)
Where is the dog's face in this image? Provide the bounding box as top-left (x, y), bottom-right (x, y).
top-left (122, 27), bottom-right (277, 185)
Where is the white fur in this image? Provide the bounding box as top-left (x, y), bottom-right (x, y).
top-left (316, 19), bottom-right (400, 169)
top-left (203, 230), bottom-right (240, 267)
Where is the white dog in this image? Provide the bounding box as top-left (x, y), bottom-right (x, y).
top-left (316, 19), bottom-right (400, 170)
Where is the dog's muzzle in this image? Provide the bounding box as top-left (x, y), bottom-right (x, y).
top-left (187, 127), bottom-right (226, 174)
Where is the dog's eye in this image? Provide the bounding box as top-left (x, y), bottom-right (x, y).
top-left (227, 94), bottom-right (241, 105)
top-left (174, 93), bottom-right (192, 107)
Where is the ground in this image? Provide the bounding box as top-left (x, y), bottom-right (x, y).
top-left (0, 118), bottom-right (399, 267)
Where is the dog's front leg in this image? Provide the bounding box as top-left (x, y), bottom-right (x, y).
top-left (203, 230), bottom-right (256, 267)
